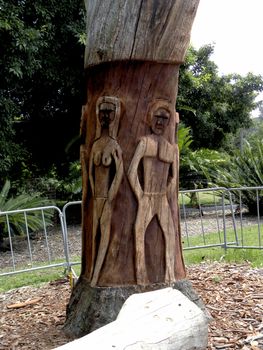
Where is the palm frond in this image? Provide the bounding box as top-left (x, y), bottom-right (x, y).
top-left (0, 180), bottom-right (11, 209)
top-left (0, 181), bottom-right (53, 238)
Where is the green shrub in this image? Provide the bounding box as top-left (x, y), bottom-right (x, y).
top-left (213, 140), bottom-right (263, 214)
top-left (13, 161), bottom-right (82, 203)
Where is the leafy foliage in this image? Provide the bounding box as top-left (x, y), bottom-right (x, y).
top-left (178, 124), bottom-right (193, 155)
top-left (61, 161), bottom-right (82, 200)
top-left (178, 124), bottom-right (263, 213)
top-left (242, 118), bottom-right (263, 149)
top-left (211, 140), bottom-right (263, 214)
top-left (0, 0), bottom-right (85, 181)
top-left (15, 161), bottom-right (82, 202)
top-left (178, 45), bottom-right (263, 150)
top-left (178, 125), bottom-right (229, 190)
top-left (1, 2), bottom-right (263, 200)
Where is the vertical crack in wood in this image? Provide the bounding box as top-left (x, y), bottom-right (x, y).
top-left (131, 68), bottom-right (147, 135)
top-left (130, 0), bottom-right (144, 59)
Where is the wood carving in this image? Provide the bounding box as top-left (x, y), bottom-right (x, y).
top-left (65, 0), bottom-right (200, 337)
top-left (89, 96), bottom-right (123, 286)
top-left (128, 101), bottom-right (179, 285)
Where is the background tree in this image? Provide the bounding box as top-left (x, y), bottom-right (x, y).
top-left (1, 1), bottom-right (263, 198)
top-left (177, 44), bottom-right (263, 150)
top-left (0, 0), bottom-right (85, 186)
top-left (258, 103), bottom-right (263, 120)
top-left (244, 116), bottom-right (263, 148)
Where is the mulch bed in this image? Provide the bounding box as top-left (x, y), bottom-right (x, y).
top-left (0, 262), bottom-right (263, 350)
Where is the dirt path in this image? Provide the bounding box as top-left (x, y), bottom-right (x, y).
top-left (1, 262), bottom-right (263, 350)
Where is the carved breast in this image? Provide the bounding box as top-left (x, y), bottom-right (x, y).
top-left (93, 150), bottom-right (113, 167)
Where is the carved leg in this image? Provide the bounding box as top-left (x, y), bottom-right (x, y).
top-left (158, 198), bottom-right (176, 283)
top-left (91, 201), bottom-right (112, 286)
top-left (90, 198), bottom-right (106, 280)
top-left (134, 197), bottom-right (153, 285)
top-left (90, 204), bottom-right (99, 278)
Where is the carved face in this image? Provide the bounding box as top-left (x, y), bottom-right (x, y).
top-left (151, 108), bottom-right (170, 135)
top-left (98, 102), bottom-right (116, 129)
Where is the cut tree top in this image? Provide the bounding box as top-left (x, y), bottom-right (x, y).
top-left (84, 0), bottom-right (200, 68)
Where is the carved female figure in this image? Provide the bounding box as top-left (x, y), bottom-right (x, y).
top-left (128, 100), bottom-right (179, 285)
top-left (89, 96), bottom-right (123, 286)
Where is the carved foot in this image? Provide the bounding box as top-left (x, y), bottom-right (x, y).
top-left (165, 264), bottom-right (175, 283)
top-left (136, 269), bottom-right (149, 286)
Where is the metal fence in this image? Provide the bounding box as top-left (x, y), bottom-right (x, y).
top-left (225, 186), bottom-right (262, 249)
top-left (0, 187), bottom-right (262, 277)
top-left (62, 200), bottom-right (82, 270)
top-left (0, 206), bottom-right (70, 277)
top-left (180, 186), bottom-right (263, 251)
top-left (180, 187), bottom-right (235, 250)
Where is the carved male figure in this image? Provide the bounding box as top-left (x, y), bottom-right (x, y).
top-left (128, 101), bottom-right (179, 285)
top-left (89, 96), bottom-right (123, 285)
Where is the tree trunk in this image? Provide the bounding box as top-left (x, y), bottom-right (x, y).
top-left (65, 0), bottom-right (200, 337)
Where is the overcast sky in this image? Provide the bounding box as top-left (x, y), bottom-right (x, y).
top-left (191, 0), bottom-right (263, 77)
top-left (190, 0), bottom-right (263, 116)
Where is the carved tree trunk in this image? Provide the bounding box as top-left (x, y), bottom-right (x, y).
top-left (65, 0), bottom-right (200, 337)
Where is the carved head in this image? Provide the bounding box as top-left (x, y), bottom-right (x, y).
top-left (151, 108), bottom-right (170, 135)
top-left (95, 96), bottom-right (121, 139)
top-left (148, 100), bottom-right (178, 141)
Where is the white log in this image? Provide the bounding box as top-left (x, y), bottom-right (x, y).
top-left (55, 288), bottom-right (208, 350)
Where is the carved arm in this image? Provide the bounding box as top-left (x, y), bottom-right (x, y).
top-left (167, 145), bottom-right (178, 199)
top-left (127, 138), bottom-right (146, 200)
top-left (108, 144), bottom-right (124, 202)
top-left (89, 147), bottom-right (95, 197)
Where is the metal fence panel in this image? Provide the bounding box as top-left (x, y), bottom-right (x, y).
top-left (180, 186), bottom-right (263, 251)
top-left (0, 206), bottom-right (69, 277)
top-left (180, 187), bottom-right (236, 250)
top-left (225, 187), bottom-right (263, 249)
top-left (62, 201), bottom-right (82, 268)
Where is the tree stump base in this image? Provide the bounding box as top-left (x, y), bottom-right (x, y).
top-left (64, 277), bottom-right (210, 338)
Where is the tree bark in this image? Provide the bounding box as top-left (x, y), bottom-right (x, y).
top-left (84, 0), bottom-right (199, 66)
top-left (65, 0), bottom-right (200, 337)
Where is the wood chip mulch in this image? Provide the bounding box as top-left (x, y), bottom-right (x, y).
top-left (0, 262), bottom-right (263, 350)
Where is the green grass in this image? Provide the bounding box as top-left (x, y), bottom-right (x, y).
top-left (0, 260), bottom-right (81, 293)
top-left (183, 224), bottom-right (263, 267)
top-left (0, 268), bottom-right (65, 293)
top-left (184, 246), bottom-right (263, 268)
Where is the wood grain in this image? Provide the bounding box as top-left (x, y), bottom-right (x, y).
top-left (88, 96), bottom-right (124, 286)
top-left (84, 0), bottom-right (200, 67)
top-left (127, 102), bottom-right (179, 285)
top-left (80, 61), bottom-right (186, 286)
